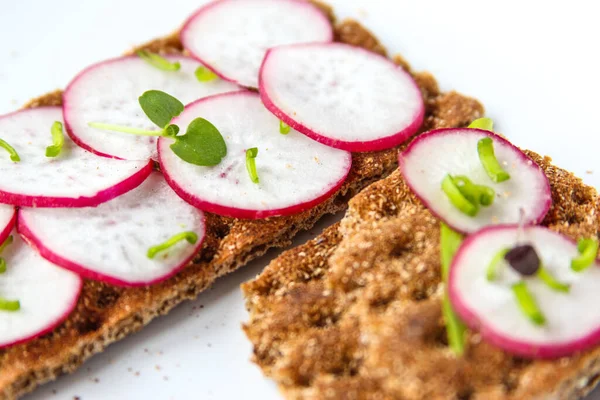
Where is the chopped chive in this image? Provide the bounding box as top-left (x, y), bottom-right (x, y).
top-left (571, 238), bottom-right (599, 272)
top-left (0, 235), bottom-right (13, 254)
top-left (279, 120), bottom-right (291, 135)
top-left (0, 138), bottom-right (20, 162)
top-left (147, 231), bottom-right (198, 259)
top-left (88, 122), bottom-right (164, 136)
top-left (512, 281), bottom-right (545, 326)
top-left (452, 175), bottom-right (495, 207)
top-left (441, 175), bottom-right (478, 217)
top-left (486, 247), bottom-right (509, 281)
top-left (45, 121), bottom-right (65, 157)
top-left (0, 298), bottom-right (20, 312)
top-left (468, 117), bottom-right (494, 131)
top-left (440, 223), bottom-right (464, 281)
top-left (195, 66), bottom-right (218, 82)
top-left (537, 266), bottom-right (570, 293)
top-left (246, 147), bottom-right (259, 184)
top-left (0, 259), bottom-right (5, 274)
top-left (477, 137), bottom-right (511, 183)
top-left (137, 50), bottom-right (181, 71)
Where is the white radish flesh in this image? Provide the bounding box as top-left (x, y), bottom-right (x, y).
top-left (0, 107), bottom-right (152, 208)
top-left (0, 205), bottom-right (16, 244)
top-left (449, 225), bottom-right (600, 359)
top-left (259, 43), bottom-right (424, 151)
top-left (180, 0), bottom-right (333, 88)
top-left (18, 172), bottom-right (205, 287)
top-left (158, 91), bottom-right (351, 219)
top-left (63, 55), bottom-right (240, 161)
top-left (0, 231), bottom-right (81, 348)
top-left (399, 128), bottom-right (552, 234)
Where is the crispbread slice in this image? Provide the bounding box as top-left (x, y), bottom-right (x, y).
top-left (243, 153), bottom-right (600, 398)
top-left (0, 9), bottom-right (483, 400)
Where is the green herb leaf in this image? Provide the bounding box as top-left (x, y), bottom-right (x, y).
top-left (164, 124), bottom-right (180, 137)
top-left (88, 122), bottom-right (165, 136)
top-left (246, 147), bottom-right (259, 184)
top-left (0, 138), bottom-right (20, 162)
top-left (512, 281), bottom-right (545, 325)
top-left (136, 50), bottom-right (181, 71)
top-left (571, 238), bottom-right (599, 272)
top-left (279, 120), bottom-right (291, 135)
top-left (0, 298), bottom-right (20, 312)
top-left (441, 175), bottom-right (479, 217)
top-left (170, 118), bottom-right (227, 166)
top-left (468, 117), bottom-right (494, 131)
top-left (138, 90), bottom-right (185, 129)
top-left (147, 231), bottom-right (198, 259)
top-left (0, 259), bottom-right (6, 274)
top-left (537, 266), bottom-right (570, 293)
top-left (45, 121), bottom-right (65, 157)
top-left (477, 137), bottom-right (511, 183)
top-left (486, 247), bottom-right (509, 281)
top-left (195, 66), bottom-right (218, 82)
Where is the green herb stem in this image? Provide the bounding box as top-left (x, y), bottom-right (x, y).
top-left (477, 137), bottom-right (511, 183)
top-left (512, 281), bottom-right (546, 326)
top-left (0, 298), bottom-right (20, 312)
top-left (537, 266), bottom-right (570, 293)
top-left (147, 231), bottom-right (198, 259)
top-left (0, 235), bottom-right (13, 254)
top-left (486, 247), bottom-right (509, 281)
top-left (453, 175), bottom-right (495, 207)
top-left (468, 118), bottom-right (494, 131)
top-left (46, 121), bottom-right (65, 157)
top-left (571, 238), bottom-right (599, 272)
top-left (246, 147), bottom-right (259, 184)
top-left (440, 223), bottom-right (464, 281)
top-left (88, 122), bottom-right (164, 136)
top-left (0, 138), bottom-right (20, 162)
top-left (279, 120), bottom-right (291, 135)
top-left (441, 175), bottom-right (478, 217)
top-left (195, 67), bottom-right (218, 82)
top-left (0, 258), bottom-right (6, 274)
top-left (137, 50), bottom-right (181, 71)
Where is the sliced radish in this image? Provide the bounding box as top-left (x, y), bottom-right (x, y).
top-left (180, 0), bottom-right (333, 88)
top-left (18, 172), bottom-right (205, 287)
top-left (0, 205), bottom-right (16, 245)
top-left (158, 91), bottom-right (351, 219)
top-left (449, 225), bottom-right (600, 359)
top-left (0, 107), bottom-right (152, 208)
top-left (0, 231), bottom-right (81, 348)
top-left (63, 55), bottom-right (240, 160)
top-left (259, 43), bottom-right (424, 152)
top-left (399, 128), bottom-right (552, 234)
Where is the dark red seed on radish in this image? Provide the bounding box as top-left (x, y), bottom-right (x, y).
top-left (504, 244), bottom-right (540, 276)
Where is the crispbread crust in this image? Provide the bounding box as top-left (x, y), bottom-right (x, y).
top-left (243, 124), bottom-right (600, 397)
top-left (0, 7), bottom-right (485, 399)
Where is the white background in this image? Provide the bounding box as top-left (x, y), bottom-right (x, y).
top-left (1, 0), bottom-right (599, 399)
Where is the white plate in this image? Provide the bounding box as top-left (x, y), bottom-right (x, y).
top-left (0, 0), bottom-right (599, 399)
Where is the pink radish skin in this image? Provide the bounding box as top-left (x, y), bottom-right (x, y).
top-left (399, 128), bottom-right (552, 234)
top-left (449, 224), bottom-right (600, 359)
top-left (259, 43), bottom-right (424, 152)
top-left (0, 107), bottom-right (153, 208)
top-left (0, 205), bottom-right (16, 245)
top-left (181, 0), bottom-right (333, 88)
top-left (18, 173), bottom-right (206, 287)
top-left (0, 231), bottom-right (81, 349)
top-left (63, 55), bottom-right (239, 161)
top-left (158, 91), bottom-right (351, 219)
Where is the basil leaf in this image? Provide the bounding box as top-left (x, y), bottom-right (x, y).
top-left (170, 118), bottom-right (227, 166)
top-left (138, 90), bottom-right (184, 129)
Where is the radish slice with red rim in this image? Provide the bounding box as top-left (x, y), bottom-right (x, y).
top-left (449, 225), bottom-right (600, 359)
top-left (18, 172), bottom-right (205, 287)
top-left (158, 91), bottom-right (352, 219)
top-left (181, 0), bottom-right (333, 88)
top-left (63, 55), bottom-right (240, 161)
top-left (0, 205), bottom-right (16, 245)
top-left (259, 43), bottom-right (424, 151)
top-left (0, 231), bottom-right (81, 348)
top-left (0, 107), bottom-right (152, 208)
top-left (399, 128), bottom-right (552, 234)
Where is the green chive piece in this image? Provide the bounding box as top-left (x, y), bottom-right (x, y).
top-left (279, 120), bottom-right (291, 135)
top-left (136, 50), bottom-right (181, 71)
top-left (440, 223), bottom-right (466, 355)
top-left (452, 175), bottom-right (496, 207)
top-left (512, 281), bottom-right (546, 326)
top-left (537, 266), bottom-right (570, 293)
top-left (0, 298), bottom-right (20, 312)
top-left (486, 247), bottom-right (509, 281)
top-left (0, 235), bottom-right (13, 254)
top-left (0, 259), bottom-right (6, 274)
top-left (0, 138), bottom-right (20, 162)
top-left (468, 118), bottom-right (494, 131)
top-left (147, 231), bottom-right (198, 259)
top-left (246, 147), bottom-right (259, 184)
top-left (195, 66), bottom-right (218, 82)
top-left (45, 121), bottom-right (65, 157)
top-left (571, 238), bottom-right (599, 272)
top-left (87, 122), bottom-right (164, 136)
top-left (441, 175), bottom-right (478, 217)
top-left (477, 137), bottom-right (511, 183)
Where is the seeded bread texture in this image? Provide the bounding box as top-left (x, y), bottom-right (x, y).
top-left (0, 5), bottom-right (483, 399)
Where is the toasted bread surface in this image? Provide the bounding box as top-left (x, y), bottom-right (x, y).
top-left (0, 8), bottom-right (483, 399)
